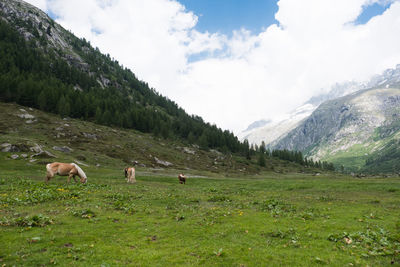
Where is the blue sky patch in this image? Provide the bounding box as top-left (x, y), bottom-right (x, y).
top-left (354, 1), bottom-right (392, 25)
top-left (178, 0), bottom-right (279, 36)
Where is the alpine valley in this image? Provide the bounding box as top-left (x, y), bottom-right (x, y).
top-left (240, 65), bottom-right (400, 173)
top-left (2, 1), bottom-right (400, 266)
top-left (0, 0), bottom-right (330, 175)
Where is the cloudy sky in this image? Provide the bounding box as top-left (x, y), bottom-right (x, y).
top-left (26, 0), bottom-right (400, 133)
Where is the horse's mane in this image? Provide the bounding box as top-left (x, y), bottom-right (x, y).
top-left (72, 163), bottom-right (87, 179)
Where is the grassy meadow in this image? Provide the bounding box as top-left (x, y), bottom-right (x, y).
top-left (0, 102), bottom-right (399, 266)
top-left (1, 161), bottom-right (400, 266)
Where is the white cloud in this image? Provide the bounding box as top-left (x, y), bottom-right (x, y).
top-left (25, 0), bottom-right (400, 133)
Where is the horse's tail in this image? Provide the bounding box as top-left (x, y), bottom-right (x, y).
top-left (72, 163), bottom-right (87, 180)
top-left (46, 163), bottom-right (54, 175)
top-left (46, 163), bottom-right (52, 176)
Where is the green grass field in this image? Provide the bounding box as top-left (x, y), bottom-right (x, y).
top-left (1, 161), bottom-right (399, 266)
top-left (0, 102), bottom-right (399, 266)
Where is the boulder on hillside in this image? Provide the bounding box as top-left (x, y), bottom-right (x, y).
top-left (1, 143), bottom-right (12, 152)
top-left (30, 144), bottom-right (43, 153)
top-left (31, 150), bottom-right (56, 158)
top-left (183, 147), bottom-right (196, 155)
top-left (1, 143), bottom-right (30, 152)
top-left (18, 113), bottom-right (35, 119)
top-left (53, 146), bottom-right (73, 153)
top-left (154, 157), bottom-right (173, 167)
top-left (82, 132), bottom-right (98, 140)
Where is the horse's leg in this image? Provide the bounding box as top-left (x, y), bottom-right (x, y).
top-left (72, 175), bottom-right (78, 183)
top-left (128, 173), bottom-right (134, 183)
top-left (45, 171), bottom-right (53, 183)
top-left (67, 173), bottom-right (73, 183)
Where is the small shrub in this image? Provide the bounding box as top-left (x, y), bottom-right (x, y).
top-left (327, 226), bottom-right (400, 257)
top-left (106, 193), bottom-right (131, 201)
top-left (112, 201), bottom-right (136, 214)
top-left (175, 214), bottom-right (185, 221)
top-left (0, 214), bottom-right (54, 227)
top-left (72, 209), bottom-right (96, 219)
top-left (264, 228), bottom-right (297, 239)
top-left (207, 188), bottom-right (219, 193)
top-left (260, 199), bottom-right (296, 217)
top-left (76, 155), bottom-right (86, 161)
top-left (298, 208), bottom-right (322, 220)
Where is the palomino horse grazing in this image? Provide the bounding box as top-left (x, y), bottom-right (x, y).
top-left (124, 167), bottom-right (136, 183)
top-left (178, 173), bottom-right (186, 184)
top-left (46, 162), bottom-right (87, 183)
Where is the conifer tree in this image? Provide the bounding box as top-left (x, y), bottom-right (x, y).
top-left (258, 153), bottom-right (266, 167)
top-left (198, 132), bottom-right (208, 150)
top-left (102, 110), bottom-right (112, 126)
top-left (187, 132), bottom-right (196, 144)
top-left (37, 90), bottom-right (47, 110)
top-left (57, 95), bottom-right (70, 118)
top-left (95, 107), bottom-right (103, 124)
top-left (260, 141), bottom-right (266, 154)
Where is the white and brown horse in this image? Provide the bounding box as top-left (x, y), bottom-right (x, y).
top-left (46, 162), bottom-right (87, 183)
top-left (178, 173), bottom-right (186, 184)
top-left (124, 167), bottom-right (136, 183)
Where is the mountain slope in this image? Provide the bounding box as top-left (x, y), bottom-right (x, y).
top-left (238, 104), bottom-right (315, 146)
top-left (0, 102), bottom-right (319, 175)
top-left (240, 81), bottom-right (367, 146)
top-left (0, 0), bottom-right (245, 154)
top-left (241, 64), bottom-right (400, 147)
top-left (274, 88), bottom-right (400, 173)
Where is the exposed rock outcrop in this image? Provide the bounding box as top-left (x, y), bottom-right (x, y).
top-left (53, 146), bottom-right (73, 153)
top-left (154, 157), bottom-right (173, 167)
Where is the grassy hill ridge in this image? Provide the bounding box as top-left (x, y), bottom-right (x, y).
top-left (0, 102), bottom-right (317, 178)
top-left (0, 0), bottom-right (246, 155)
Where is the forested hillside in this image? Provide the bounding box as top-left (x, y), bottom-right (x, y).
top-left (0, 0), bottom-right (337, 173)
top-left (0, 0), bottom-right (245, 154)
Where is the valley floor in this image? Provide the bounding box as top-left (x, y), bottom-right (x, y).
top-left (0, 163), bottom-right (399, 266)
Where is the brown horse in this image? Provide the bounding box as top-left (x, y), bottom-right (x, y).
top-left (124, 167), bottom-right (136, 183)
top-left (46, 162), bottom-right (87, 183)
top-left (178, 173), bottom-right (186, 184)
